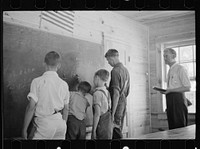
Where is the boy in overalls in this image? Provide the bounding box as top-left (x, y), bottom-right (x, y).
top-left (92, 69), bottom-right (112, 139)
top-left (22, 51), bottom-right (69, 140)
top-left (66, 81), bottom-right (91, 139)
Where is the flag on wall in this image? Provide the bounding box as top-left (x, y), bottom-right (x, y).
top-left (41, 11), bottom-right (75, 33)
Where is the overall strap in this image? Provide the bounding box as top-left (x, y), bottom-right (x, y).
top-left (120, 79), bottom-right (128, 98)
top-left (95, 89), bottom-right (111, 110)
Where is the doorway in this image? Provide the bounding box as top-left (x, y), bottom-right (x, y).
top-left (104, 39), bottom-right (131, 138)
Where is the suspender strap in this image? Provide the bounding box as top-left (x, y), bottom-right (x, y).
top-left (95, 89), bottom-right (111, 110)
top-left (120, 80), bottom-right (128, 97)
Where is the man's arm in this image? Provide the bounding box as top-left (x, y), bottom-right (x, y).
top-left (111, 88), bottom-right (120, 122)
top-left (164, 86), bottom-right (191, 94)
top-left (22, 97), bottom-right (36, 139)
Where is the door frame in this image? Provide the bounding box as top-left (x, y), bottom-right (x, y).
top-left (103, 37), bottom-right (132, 138)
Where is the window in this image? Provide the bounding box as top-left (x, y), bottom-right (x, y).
top-left (162, 45), bottom-right (196, 113)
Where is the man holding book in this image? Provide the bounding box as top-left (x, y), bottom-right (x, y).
top-left (157, 48), bottom-right (191, 130)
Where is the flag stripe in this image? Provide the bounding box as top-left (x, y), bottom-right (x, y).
top-left (45, 11), bottom-right (74, 25)
top-left (41, 11), bottom-right (75, 33)
top-left (62, 11), bottom-right (75, 18)
top-left (42, 17), bottom-right (73, 33)
top-left (57, 11), bottom-right (74, 22)
top-left (42, 12), bottom-right (74, 30)
top-left (42, 11), bottom-right (74, 28)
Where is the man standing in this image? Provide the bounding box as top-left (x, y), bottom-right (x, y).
top-left (160, 48), bottom-right (191, 129)
top-left (105, 49), bottom-right (130, 139)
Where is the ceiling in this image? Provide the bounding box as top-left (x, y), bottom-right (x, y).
top-left (113, 11), bottom-right (194, 25)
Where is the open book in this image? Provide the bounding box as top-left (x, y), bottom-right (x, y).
top-left (153, 87), bottom-right (192, 106)
top-left (153, 86), bottom-right (166, 92)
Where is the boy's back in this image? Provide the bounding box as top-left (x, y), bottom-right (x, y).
top-left (68, 91), bottom-right (89, 120)
top-left (67, 81), bottom-right (91, 140)
top-left (31, 71), bottom-right (69, 117)
top-left (22, 51), bottom-right (70, 140)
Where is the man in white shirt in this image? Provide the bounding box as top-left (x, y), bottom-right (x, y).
top-left (160, 48), bottom-right (191, 129)
top-left (22, 51), bottom-right (69, 139)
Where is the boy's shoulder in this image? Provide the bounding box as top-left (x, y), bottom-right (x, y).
top-left (94, 88), bottom-right (108, 96)
top-left (70, 91), bottom-right (89, 103)
top-left (32, 74), bottom-right (69, 88)
top-left (85, 93), bottom-right (93, 102)
top-left (70, 91), bottom-right (77, 96)
top-left (70, 91), bottom-right (82, 98)
top-left (31, 75), bottom-right (43, 82)
top-left (85, 93), bottom-right (93, 98)
top-left (56, 76), bottom-right (69, 88)
top-left (60, 78), bottom-right (69, 85)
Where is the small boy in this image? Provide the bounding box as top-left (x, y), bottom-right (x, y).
top-left (22, 51), bottom-right (69, 140)
top-left (92, 69), bottom-right (113, 139)
top-left (66, 81), bottom-right (91, 140)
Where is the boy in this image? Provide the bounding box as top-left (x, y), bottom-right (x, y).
top-left (66, 81), bottom-right (91, 140)
top-left (22, 51), bottom-right (69, 140)
top-left (92, 69), bottom-right (113, 139)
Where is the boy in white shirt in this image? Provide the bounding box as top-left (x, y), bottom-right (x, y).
top-left (22, 51), bottom-right (69, 140)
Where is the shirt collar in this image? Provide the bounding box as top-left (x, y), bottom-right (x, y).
top-left (170, 62), bottom-right (178, 69)
top-left (43, 71), bottom-right (58, 77)
top-left (75, 91), bottom-right (84, 96)
top-left (95, 86), bottom-right (107, 90)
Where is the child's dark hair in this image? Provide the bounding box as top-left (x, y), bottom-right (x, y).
top-left (44, 51), bottom-right (60, 66)
top-left (95, 69), bottom-right (109, 82)
top-left (78, 81), bottom-right (91, 94)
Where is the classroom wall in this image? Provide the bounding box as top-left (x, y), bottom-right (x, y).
top-left (3, 22), bottom-right (104, 138)
top-left (148, 12), bottom-right (195, 132)
top-left (3, 11), bottom-right (149, 138)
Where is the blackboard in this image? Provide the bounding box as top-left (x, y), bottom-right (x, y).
top-left (3, 22), bottom-right (104, 138)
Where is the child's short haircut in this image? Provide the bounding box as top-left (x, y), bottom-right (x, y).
top-left (78, 81), bottom-right (91, 94)
top-left (44, 51), bottom-right (61, 67)
top-left (95, 69), bottom-right (109, 82)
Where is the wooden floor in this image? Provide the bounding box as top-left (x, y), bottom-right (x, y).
top-left (130, 124), bottom-right (195, 139)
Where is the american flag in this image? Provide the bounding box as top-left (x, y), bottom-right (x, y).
top-left (41, 11), bottom-right (75, 33)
